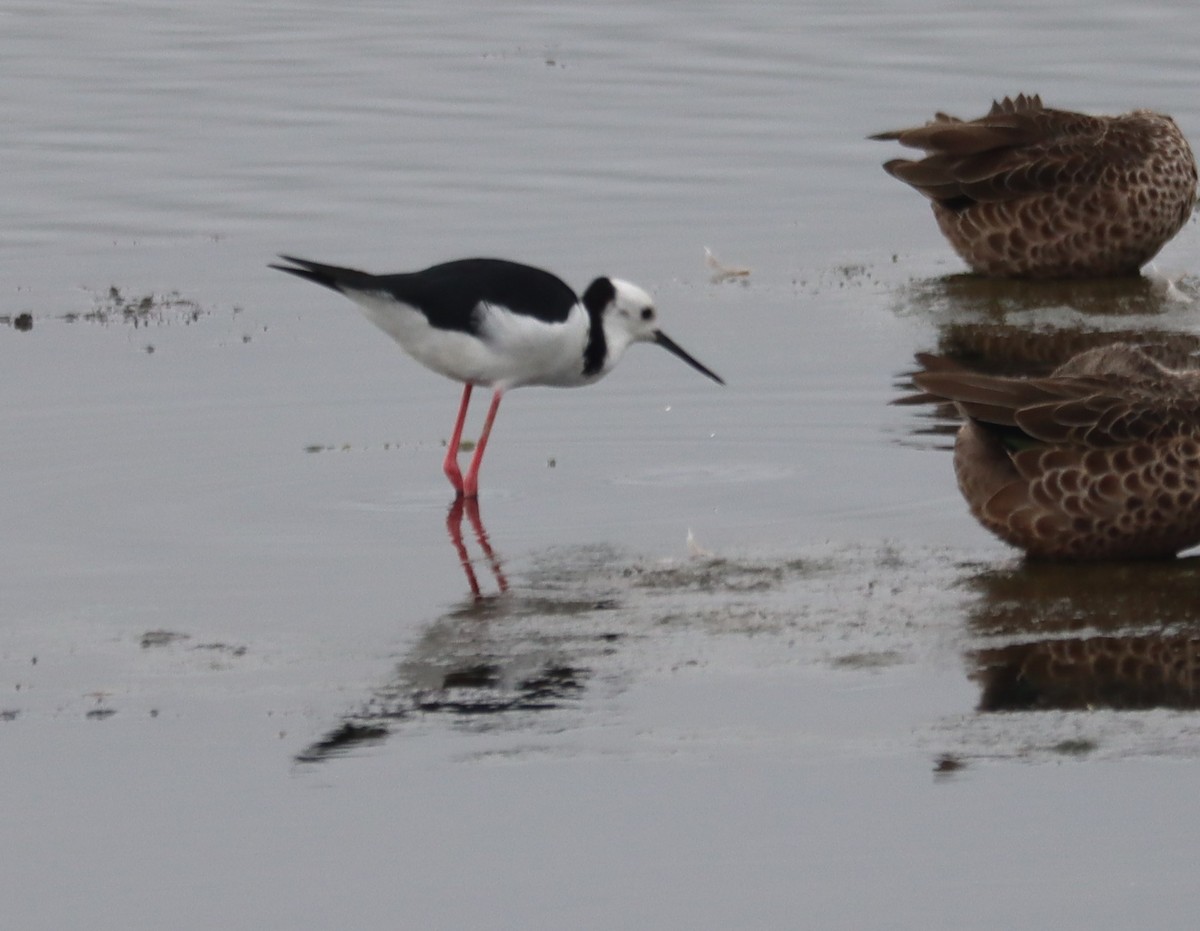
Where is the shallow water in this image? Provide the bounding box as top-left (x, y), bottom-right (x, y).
top-left (6, 2), bottom-right (1200, 928)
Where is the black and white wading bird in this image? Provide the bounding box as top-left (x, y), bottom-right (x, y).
top-left (271, 256), bottom-right (724, 498)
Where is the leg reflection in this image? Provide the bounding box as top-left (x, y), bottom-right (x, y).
top-left (445, 496), bottom-right (508, 599)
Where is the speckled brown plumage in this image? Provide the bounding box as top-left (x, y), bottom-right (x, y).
top-left (873, 94), bottom-right (1198, 278)
top-left (913, 343), bottom-right (1200, 559)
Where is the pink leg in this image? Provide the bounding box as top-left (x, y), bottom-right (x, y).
top-left (443, 384), bottom-right (473, 496)
top-left (462, 390), bottom-right (503, 499)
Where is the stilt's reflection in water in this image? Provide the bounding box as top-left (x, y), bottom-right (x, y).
top-left (445, 496), bottom-right (508, 600)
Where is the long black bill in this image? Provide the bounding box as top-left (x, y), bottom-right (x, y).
top-left (654, 331), bottom-right (725, 385)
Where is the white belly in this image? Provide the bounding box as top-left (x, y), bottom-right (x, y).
top-left (349, 292), bottom-right (594, 390)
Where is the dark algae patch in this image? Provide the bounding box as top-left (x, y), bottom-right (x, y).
top-left (64, 286), bottom-right (205, 325)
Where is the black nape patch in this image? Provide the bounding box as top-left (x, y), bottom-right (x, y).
top-left (580, 277), bottom-right (614, 377)
top-left (581, 276), bottom-right (617, 314)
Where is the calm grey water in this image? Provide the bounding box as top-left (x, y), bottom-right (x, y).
top-left (5, 2), bottom-right (1200, 928)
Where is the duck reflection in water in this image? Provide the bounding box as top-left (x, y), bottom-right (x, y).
top-left (975, 635), bottom-right (1200, 712)
top-left (965, 559), bottom-right (1200, 712)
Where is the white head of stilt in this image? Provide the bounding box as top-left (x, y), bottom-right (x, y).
top-left (582, 277), bottom-right (724, 385)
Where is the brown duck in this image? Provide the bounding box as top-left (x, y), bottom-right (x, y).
top-left (913, 343), bottom-right (1200, 559)
top-left (872, 94), bottom-right (1197, 278)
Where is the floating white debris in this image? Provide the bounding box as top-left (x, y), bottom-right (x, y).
top-left (704, 247), bottom-right (751, 283)
top-left (686, 527), bottom-right (714, 559)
